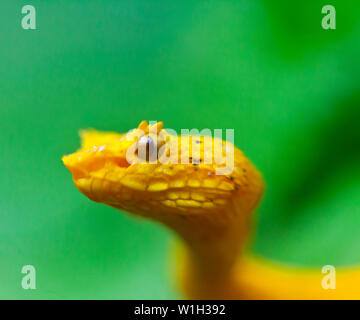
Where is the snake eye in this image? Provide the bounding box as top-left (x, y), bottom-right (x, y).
top-left (137, 135), bottom-right (158, 162)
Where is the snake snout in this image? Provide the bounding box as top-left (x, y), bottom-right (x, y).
top-left (62, 150), bottom-right (106, 179)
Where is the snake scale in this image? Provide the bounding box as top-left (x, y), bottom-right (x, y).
top-left (62, 121), bottom-right (360, 299)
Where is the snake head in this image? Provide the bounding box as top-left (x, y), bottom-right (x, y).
top-left (62, 121), bottom-right (263, 219)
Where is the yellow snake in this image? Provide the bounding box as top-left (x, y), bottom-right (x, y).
top-left (62, 121), bottom-right (360, 299)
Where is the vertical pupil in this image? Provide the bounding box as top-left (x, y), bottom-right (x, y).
top-left (146, 137), bottom-right (157, 161)
top-left (146, 137), bottom-right (152, 147)
top-left (138, 136), bottom-right (157, 162)
top-left (145, 137), bottom-right (152, 159)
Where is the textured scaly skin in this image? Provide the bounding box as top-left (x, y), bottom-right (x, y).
top-left (62, 121), bottom-right (360, 299)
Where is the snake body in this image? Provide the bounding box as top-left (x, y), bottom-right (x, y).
top-left (62, 121), bottom-right (360, 299)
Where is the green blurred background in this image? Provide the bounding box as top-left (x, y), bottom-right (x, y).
top-left (0, 0), bottom-right (359, 299)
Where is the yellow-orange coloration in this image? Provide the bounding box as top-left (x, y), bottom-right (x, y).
top-left (62, 121), bottom-right (360, 299)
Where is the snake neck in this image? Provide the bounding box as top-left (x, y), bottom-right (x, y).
top-left (130, 189), bottom-right (257, 294)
